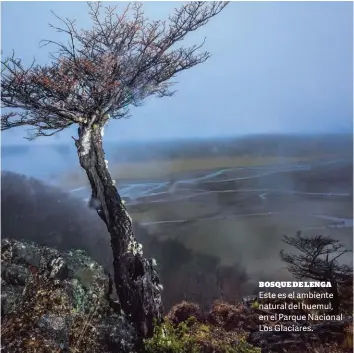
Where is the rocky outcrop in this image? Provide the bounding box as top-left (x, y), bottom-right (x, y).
top-left (1, 238), bottom-right (137, 353)
top-left (1, 237), bottom-right (352, 353)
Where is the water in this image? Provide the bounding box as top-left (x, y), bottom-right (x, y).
top-left (2, 143), bottom-right (352, 229)
top-left (69, 158), bottom-right (351, 202)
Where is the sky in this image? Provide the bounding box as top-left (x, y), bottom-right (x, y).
top-left (1, 1), bottom-right (353, 145)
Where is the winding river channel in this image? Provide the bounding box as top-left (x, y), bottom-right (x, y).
top-left (69, 158), bottom-right (353, 229)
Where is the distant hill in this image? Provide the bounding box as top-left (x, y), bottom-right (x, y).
top-left (2, 133), bottom-right (352, 164)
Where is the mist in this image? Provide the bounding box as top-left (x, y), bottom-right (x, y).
top-left (2, 134), bottom-right (352, 310)
top-left (1, 0), bottom-right (352, 316)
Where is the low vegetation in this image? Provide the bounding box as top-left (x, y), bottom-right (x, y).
top-left (145, 302), bottom-right (261, 353)
top-left (145, 299), bottom-right (353, 353)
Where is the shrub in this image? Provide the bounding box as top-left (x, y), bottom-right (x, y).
top-left (208, 301), bottom-right (259, 332)
top-left (167, 301), bottom-right (202, 325)
top-left (144, 317), bottom-right (261, 353)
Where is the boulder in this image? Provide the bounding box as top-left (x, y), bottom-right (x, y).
top-left (1, 238), bottom-right (137, 353)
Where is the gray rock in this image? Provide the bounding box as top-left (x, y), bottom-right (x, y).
top-left (242, 295), bottom-right (258, 307)
top-left (47, 256), bottom-right (69, 280)
top-left (37, 313), bottom-right (70, 346)
top-left (1, 238), bottom-right (138, 353)
top-left (1, 284), bottom-right (23, 315)
top-left (99, 313), bottom-right (137, 353)
top-left (1, 263), bottom-right (30, 286)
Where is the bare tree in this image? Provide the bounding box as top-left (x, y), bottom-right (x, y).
top-left (1, 1), bottom-right (229, 337)
top-left (280, 231), bottom-right (352, 313)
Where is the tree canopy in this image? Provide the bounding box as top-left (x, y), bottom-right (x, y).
top-left (1, 1), bottom-right (228, 138)
top-left (280, 231), bottom-right (352, 283)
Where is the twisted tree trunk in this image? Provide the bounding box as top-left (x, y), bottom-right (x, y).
top-left (75, 122), bottom-right (163, 339)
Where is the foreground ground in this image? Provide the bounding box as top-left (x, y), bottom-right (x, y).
top-left (2, 239), bottom-right (352, 353)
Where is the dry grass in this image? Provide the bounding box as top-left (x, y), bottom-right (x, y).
top-left (161, 300), bottom-right (353, 353)
top-left (1, 273), bottom-right (106, 353)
